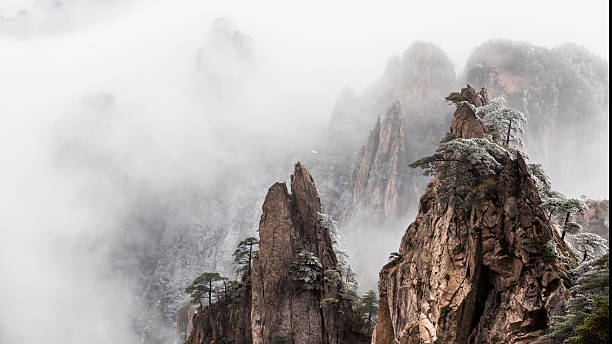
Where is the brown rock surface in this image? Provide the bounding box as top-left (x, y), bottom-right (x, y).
top-left (251, 162), bottom-right (368, 344)
top-left (449, 85), bottom-right (488, 139)
top-left (371, 90), bottom-right (573, 344)
top-left (460, 84), bottom-right (490, 107)
top-left (185, 163), bottom-right (367, 344)
top-left (449, 103), bottom-right (487, 139)
top-left (186, 285), bottom-right (252, 344)
top-left (177, 300), bottom-right (196, 341)
top-left (340, 102), bottom-right (421, 226)
top-left (574, 199), bottom-right (609, 243)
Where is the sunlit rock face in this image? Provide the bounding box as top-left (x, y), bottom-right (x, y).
top-left (372, 89), bottom-right (573, 344)
top-left (251, 163), bottom-right (368, 344)
top-left (184, 163), bottom-right (369, 344)
top-left (464, 39), bottom-right (609, 197)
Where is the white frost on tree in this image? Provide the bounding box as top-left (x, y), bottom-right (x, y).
top-left (481, 107), bottom-right (527, 148)
top-left (475, 97), bottom-right (505, 118)
top-left (566, 232), bottom-right (608, 262)
top-left (318, 212), bottom-right (359, 288)
top-left (410, 137), bottom-right (510, 205)
top-left (528, 163), bottom-right (553, 198)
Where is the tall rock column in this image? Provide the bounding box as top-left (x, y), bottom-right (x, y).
top-left (251, 162), bottom-right (367, 344)
top-left (372, 87), bottom-right (573, 344)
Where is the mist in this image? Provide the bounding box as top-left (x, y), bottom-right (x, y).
top-left (0, 1), bottom-right (608, 343)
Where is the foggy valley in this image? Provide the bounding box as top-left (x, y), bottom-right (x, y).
top-left (0, 1), bottom-right (608, 344)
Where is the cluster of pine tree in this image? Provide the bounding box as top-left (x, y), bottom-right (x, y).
top-left (541, 254), bottom-right (609, 344)
top-left (184, 237), bottom-right (258, 310)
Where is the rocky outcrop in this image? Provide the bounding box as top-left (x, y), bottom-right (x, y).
top-left (338, 102), bottom-right (422, 227)
top-left (449, 85), bottom-right (488, 139)
top-left (251, 162), bottom-right (368, 344)
top-left (372, 88), bottom-right (573, 344)
top-left (185, 163), bottom-right (367, 344)
top-left (186, 285), bottom-right (252, 344)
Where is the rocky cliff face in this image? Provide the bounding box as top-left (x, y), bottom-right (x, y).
top-left (251, 162), bottom-right (367, 344)
top-left (574, 199), bottom-right (610, 243)
top-left (464, 39), bottom-right (609, 197)
top-left (185, 163), bottom-right (368, 344)
top-left (308, 42), bottom-right (456, 224)
top-left (449, 86), bottom-right (489, 139)
top-left (338, 102), bottom-right (422, 227)
top-left (372, 88), bottom-right (573, 344)
top-left (338, 85), bottom-right (489, 228)
top-left (186, 285), bottom-right (252, 344)
top-left (177, 300), bottom-right (196, 341)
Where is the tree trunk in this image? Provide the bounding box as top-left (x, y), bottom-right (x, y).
top-left (208, 281), bottom-right (212, 306)
top-left (224, 281), bottom-right (228, 303)
top-left (248, 244), bottom-right (252, 275)
top-left (565, 211), bottom-right (571, 225)
top-left (505, 119), bottom-right (512, 147)
top-left (562, 230), bottom-right (566, 240)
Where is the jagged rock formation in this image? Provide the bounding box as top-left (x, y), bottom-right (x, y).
top-left (372, 88), bottom-right (573, 344)
top-left (338, 102), bottom-right (421, 226)
top-left (338, 85), bottom-right (490, 228)
top-left (449, 85), bottom-right (489, 139)
top-left (251, 162), bottom-right (368, 344)
top-left (184, 163), bottom-right (368, 344)
top-left (464, 39), bottom-right (609, 197)
top-left (307, 42), bottom-right (456, 224)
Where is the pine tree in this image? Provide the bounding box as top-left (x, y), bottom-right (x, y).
top-left (290, 249), bottom-right (323, 290)
top-left (185, 272), bottom-right (225, 308)
top-left (360, 290), bottom-right (378, 334)
top-left (444, 92), bottom-right (469, 104)
top-left (541, 254), bottom-right (609, 343)
top-left (542, 196), bottom-right (588, 240)
top-left (566, 233), bottom-right (609, 262)
top-left (481, 107), bottom-right (527, 148)
top-left (528, 163), bottom-right (553, 197)
top-left (233, 237), bottom-right (259, 280)
top-left (410, 136), bottom-right (508, 205)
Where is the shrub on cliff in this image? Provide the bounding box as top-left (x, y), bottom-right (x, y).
top-left (351, 290), bottom-right (378, 336)
top-left (185, 272), bottom-right (226, 309)
top-left (233, 237), bottom-right (259, 280)
top-left (445, 92), bottom-right (469, 104)
top-left (290, 249), bottom-right (322, 290)
top-left (542, 196), bottom-right (588, 240)
top-left (481, 107), bottom-right (527, 148)
top-left (409, 135), bottom-right (508, 206)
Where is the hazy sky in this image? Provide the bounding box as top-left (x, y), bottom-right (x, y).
top-left (0, 0), bottom-right (609, 93)
top-left (0, 1), bottom-right (608, 343)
